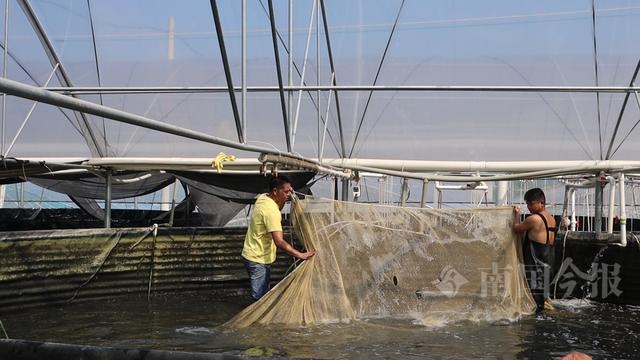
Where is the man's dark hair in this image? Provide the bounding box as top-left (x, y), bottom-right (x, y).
top-left (269, 174), bottom-right (292, 191)
top-left (524, 188), bottom-right (545, 204)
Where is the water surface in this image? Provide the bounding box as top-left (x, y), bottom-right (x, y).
top-left (1, 292), bottom-right (638, 359)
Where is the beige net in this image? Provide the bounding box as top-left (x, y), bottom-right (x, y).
top-left (225, 197), bottom-right (535, 328)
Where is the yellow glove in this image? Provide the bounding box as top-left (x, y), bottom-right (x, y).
top-left (212, 152), bottom-right (236, 173)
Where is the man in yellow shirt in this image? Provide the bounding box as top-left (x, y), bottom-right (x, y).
top-left (242, 175), bottom-right (316, 301)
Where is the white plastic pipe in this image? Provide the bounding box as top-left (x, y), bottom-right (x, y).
top-left (434, 181), bottom-right (488, 191)
top-left (561, 178), bottom-right (597, 231)
top-left (619, 173), bottom-right (627, 247)
top-left (570, 189), bottom-right (577, 231)
top-left (606, 175), bottom-right (616, 234)
top-left (494, 181), bottom-right (508, 206)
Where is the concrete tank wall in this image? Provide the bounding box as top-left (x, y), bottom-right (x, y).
top-left (0, 227), bottom-right (294, 313)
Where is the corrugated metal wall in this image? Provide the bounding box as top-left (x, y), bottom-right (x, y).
top-left (0, 227), bottom-right (295, 312)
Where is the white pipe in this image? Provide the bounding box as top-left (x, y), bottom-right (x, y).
top-left (434, 181), bottom-right (488, 191)
top-left (619, 173), bottom-right (627, 247)
top-left (24, 157), bottom-right (640, 174)
top-left (494, 181), bottom-right (508, 206)
top-left (570, 190), bottom-right (577, 231)
top-left (420, 180), bottom-right (428, 208)
top-left (400, 177), bottom-right (409, 206)
top-left (606, 175), bottom-right (616, 234)
top-left (561, 178), bottom-right (597, 230)
top-left (324, 159), bottom-right (640, 173)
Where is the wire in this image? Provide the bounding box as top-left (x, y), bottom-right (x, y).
top-left (591, 0), bottom-right (603, 160)
top-left (349, 0), bottom-right (406, 158)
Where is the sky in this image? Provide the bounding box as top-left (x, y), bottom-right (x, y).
top-left (2, 0), bottom-right (640, 162)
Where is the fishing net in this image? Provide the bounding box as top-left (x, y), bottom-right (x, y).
top-left (226, 197), bottom-right (535, 328)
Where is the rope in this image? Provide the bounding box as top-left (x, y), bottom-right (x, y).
top-left (0, 320), bottom-right (8, 339)
top-left (68, 231), bottom-right (123, 302)
top-left (211, 152), bottom-right (236, 173)
top-left (349, 0), bottom-right (406, 158)
top-left (148, 223), bottom-right (158, 301)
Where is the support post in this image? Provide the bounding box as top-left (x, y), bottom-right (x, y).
top-left (341, 178), bottom-right (349, 201)
top-left (105, 170), bottom-right (112, 228)
top-left (400, 177), bottom-right (409, 206)
top-left (494, 181), bottom-right (508, 206)
top-left (241, 0), bottom-right (247, 142)
top-left (168, 179), bottom-right (179, 227)
top-left (594, 174), bottom-right (603, 233)
top-left (420, 180), bottom-right (428, 208)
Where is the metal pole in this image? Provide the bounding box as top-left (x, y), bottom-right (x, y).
top-left (316, 0), bottom-right (320, 159)
top-left (594, 174), bottom-right (603, 233)
top-left (605, 58), bottom-right (640, 159)
top-left (209, 0), bottom-right (244, 143)
top-left (168, 179), bottom-right (179, 226)
top-left (420, 180), bottom-right (428, 208)
top-left (319, 0), bottom-right (346, 157)
top-left (105, 170), bottom-right (112, 228)
top-left (1, 0), bottom-right (8, 157)
top-left (43, 85), bottom-right (640, 95)
top-left (341, 178), bottom-right (349, 201)
top-left (288, 0), bottom-right (292, 141)
top-left (292, 0), bottom-right (316, 150)
top-left (495, 180), bottom-right (508, 206)
top-left (267, 0), bottom-right (291, 152)
top-left (17, 0), bottom-right (104, 156)
top-left (241, 0), bottom-right (247, 143)
top-left (5, 64), bottom-right (58, 156)
top-left (0, 76), bottom-right (311, 158)
top-left (400, 177), bottom-right (409, 206)
top-left (319, 73), bottom-right (334, 161)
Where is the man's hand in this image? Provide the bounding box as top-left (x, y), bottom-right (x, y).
top-left (513, 206), bottom-right (521, 216)
top-left (298, 250), bottom-right (316, 260)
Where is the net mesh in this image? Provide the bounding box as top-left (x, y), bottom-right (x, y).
top-left (226, 197), bottom-right (535, 328)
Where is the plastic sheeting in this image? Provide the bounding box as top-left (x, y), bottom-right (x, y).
top-left (226, 197), bottom-right (536, 327)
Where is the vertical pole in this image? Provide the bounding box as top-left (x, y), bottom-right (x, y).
top-left (241, 0), bottom-right (247, 142)
top-left (2, 0), bottom-right (8, 156)
top-left (570, 190), bottom-right (577, 231)
top-left (341, 178), bottom-right (349, 201)
top-left (495, 181), bottom-right (508, 206)
top-left (333, 177), bottom-right (338, 200)
top-left (160, 184), bottom-right (171, 211)
top-left (288, 0), bottom-right (293, 141)
top-left (316, 0), bottom-right (320, 159)
top-left (19, 182), bottom-right (23, 207)
top-left (619, 173), bottom-right (627, 246)
top-left (400, 177), bottom-right (409, 207)
top-left (105, 170), bottom-right (112, 228)
top-left (209, 0), bottom-right (244, 143)
top-left (420, 180), bottom-right (428, 208)
top-left (594, 174), bottom-right (603, 233)
top-left (168, 179), bottom-right (179, 226)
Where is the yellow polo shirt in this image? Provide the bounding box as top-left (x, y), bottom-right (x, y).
top-left (242, 194), bottom-right (283, 264)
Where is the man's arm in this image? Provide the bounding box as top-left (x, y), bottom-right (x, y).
top-left (512, 207), bottom-right (533, 234)
top-left (271, 231), bottom-right (316, 260)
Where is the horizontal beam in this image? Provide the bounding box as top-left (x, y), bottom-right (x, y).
top-left (66, 157), bottom-right (640, 174)
top-left (43, 85), bottom-right (640, 95)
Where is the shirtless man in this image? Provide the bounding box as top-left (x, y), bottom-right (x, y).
top-left (512, 188), bottom-right (556, 312)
